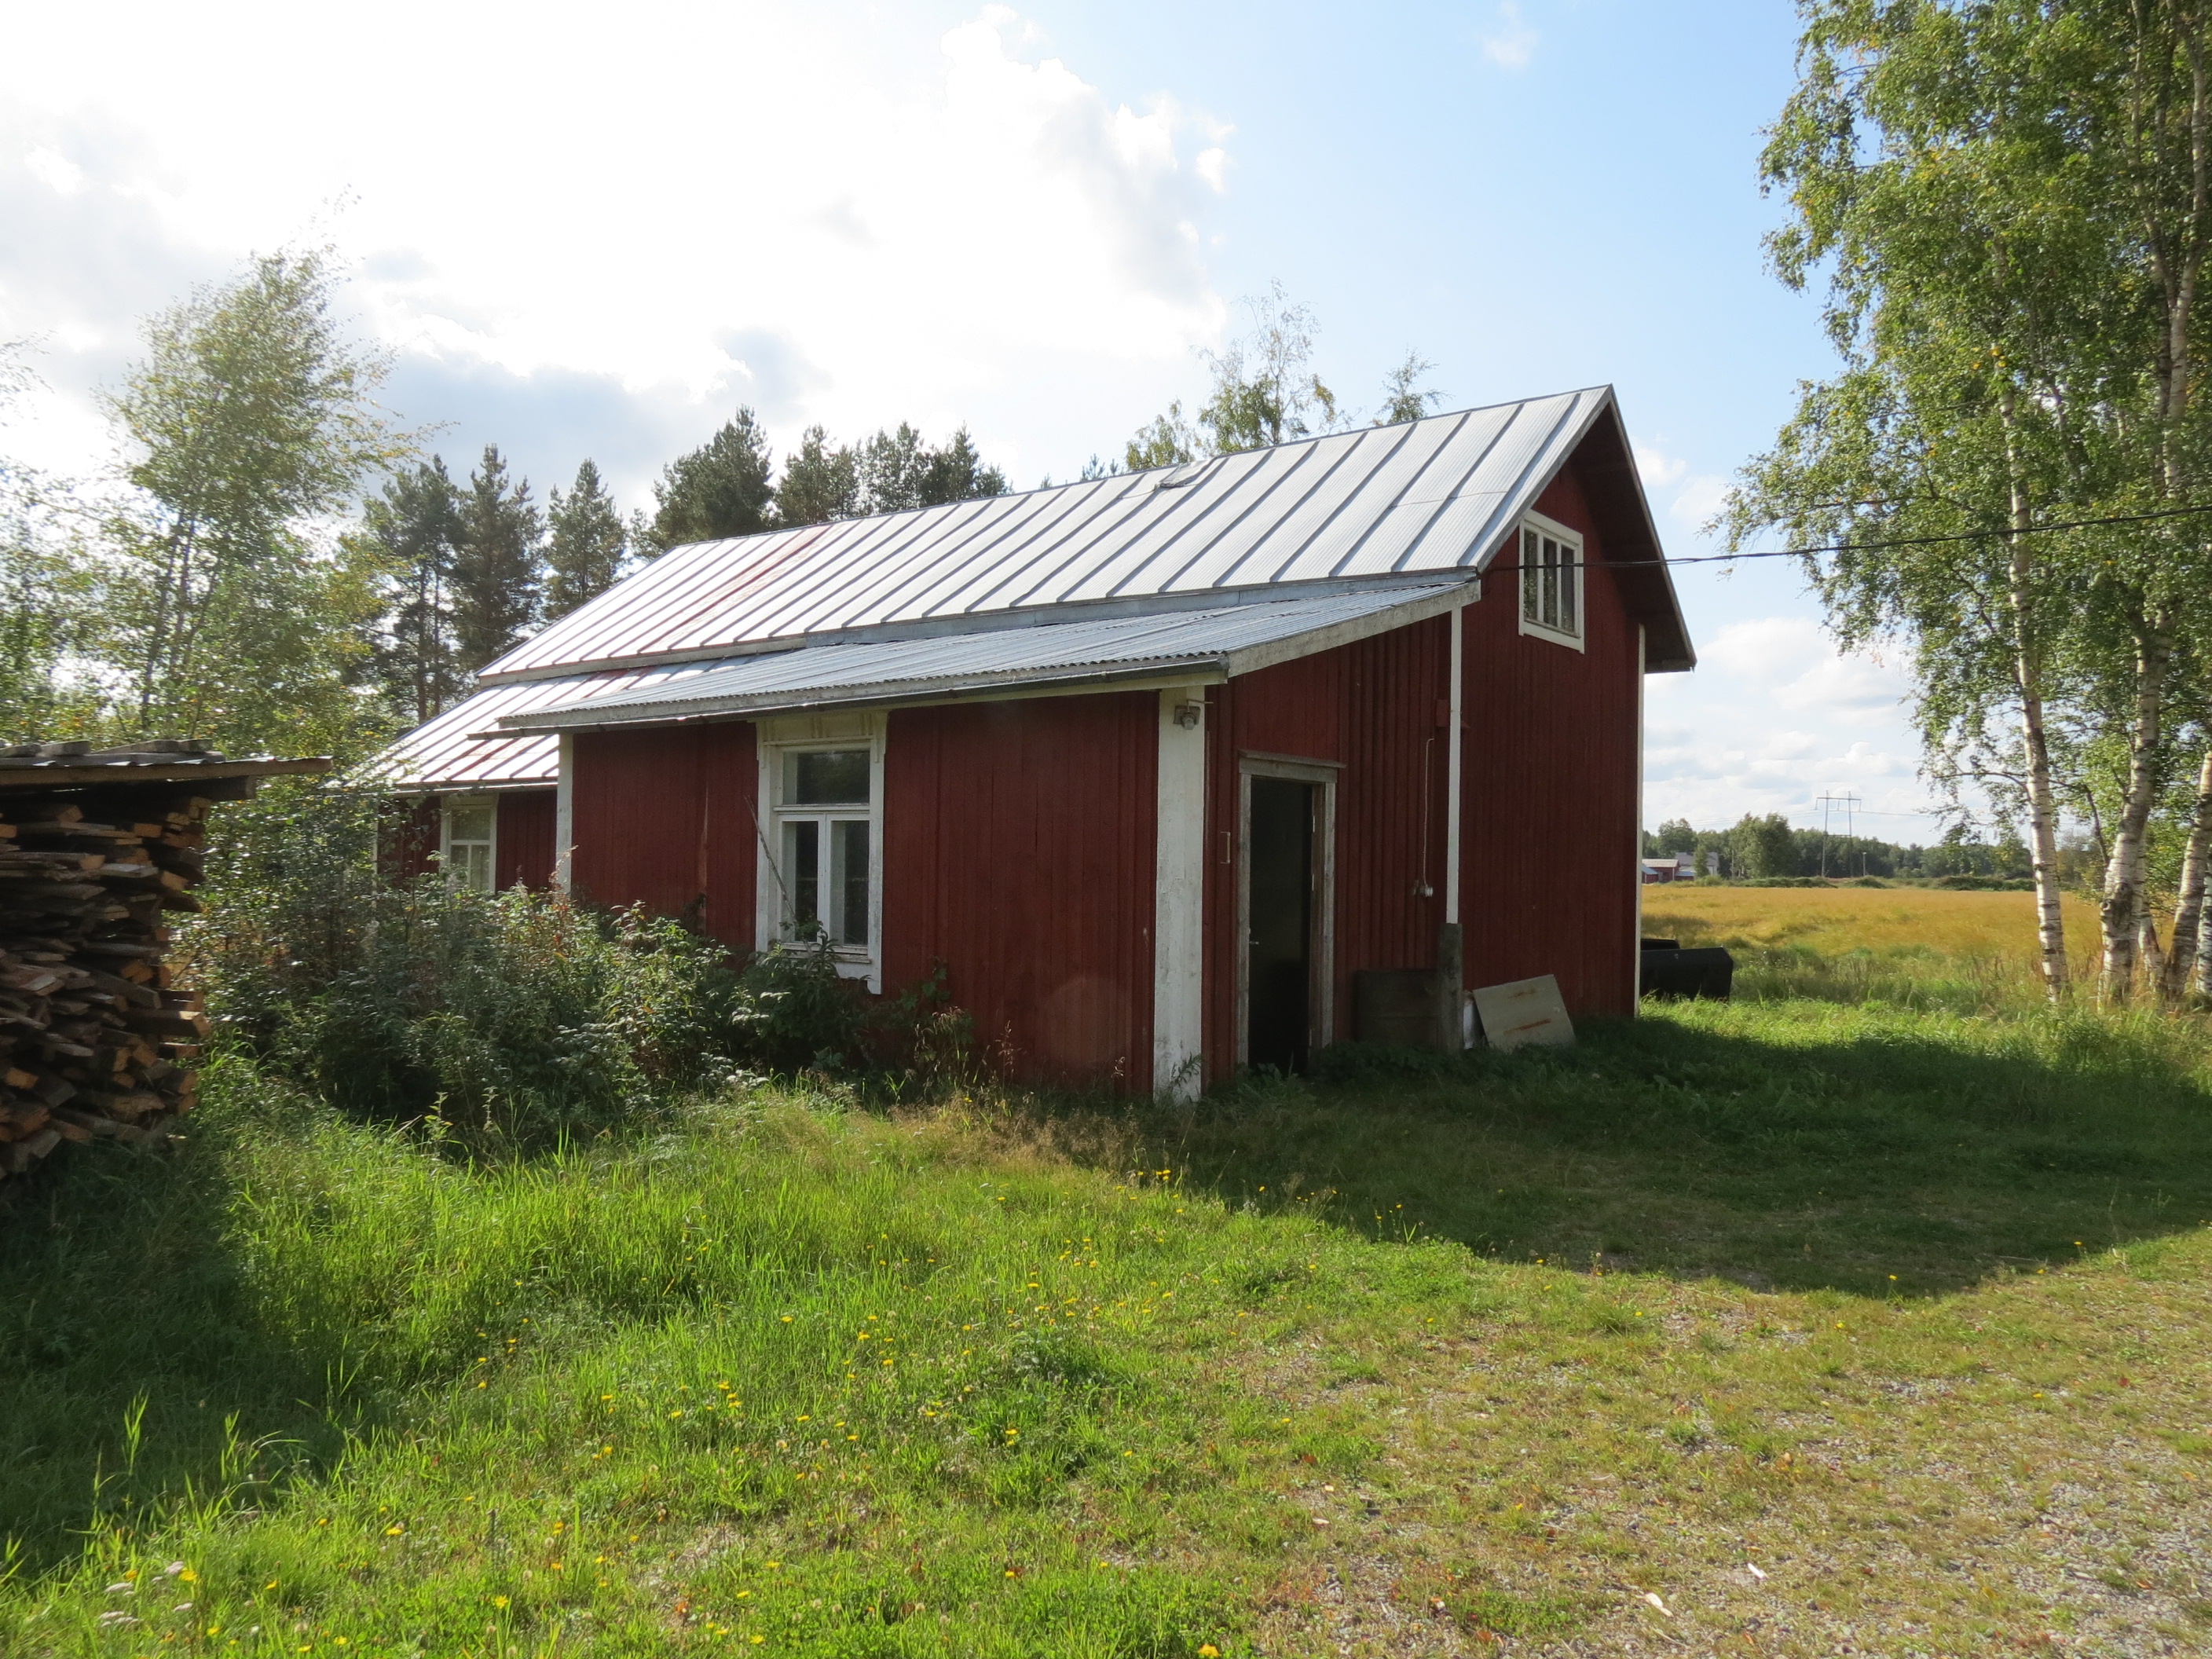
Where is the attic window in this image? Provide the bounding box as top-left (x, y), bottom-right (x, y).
top-left (1517, 514), bottom-right (1585, 650)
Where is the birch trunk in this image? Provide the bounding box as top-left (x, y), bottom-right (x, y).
top-left (2099, 619), bottom-right (2173, 1002)
top-left (2159, 742), bottom-right (2212, 1002)
top-left (2001, 392), bottom-right (2067, 997)
top-left (2197, 881), bottom-right (2212, 995)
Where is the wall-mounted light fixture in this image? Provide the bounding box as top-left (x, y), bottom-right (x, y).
top-left (1174, 701), bottom-right (1203, 729)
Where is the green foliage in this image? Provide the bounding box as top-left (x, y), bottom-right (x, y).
top-left (733, 939), bottom-right (870, 1075)
top-left (451, 445), bottom-right (543, 673)
top-left (775, 422), bottom-right (1010, 527)
top-left (1730, 811), bottom-right (1800, 879)
top-left (357, 457), bottom-right (466, 725)
top-left (101, 248), bottom-right (408, 760)
top-left (542, 459), bottom-right (630, 621)
top-left (1738, 0), bottom-right (2212, 998)
top-left (853, 423), bottom-right (1008, 515)
top-left (1122, 286), bottom-right (1448, 472)
top-left (1192, 281), bottom-right (1337, 454)
top-left (647, 406), bottom-right (777, 551)
top-left (1123, 401), bottom-right (1198, 471)
top-left (184, 786), bottom-right (748, 1149)
top-left (1373, 350), bottom-right (1445, 427)
top-left (273, 888), bottom-right (749, 1145)
top-left (775, 423), bottom-right (860, 526)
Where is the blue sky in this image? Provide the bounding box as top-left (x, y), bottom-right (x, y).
top-left (0, 0), bottom-right (1943, 838)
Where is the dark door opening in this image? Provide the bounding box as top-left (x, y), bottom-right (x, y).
top-left (1247, 775), bottom-right (1316, 1073)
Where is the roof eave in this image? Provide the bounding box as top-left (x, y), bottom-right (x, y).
top-left (495, 578), bottom-right (1485, 734)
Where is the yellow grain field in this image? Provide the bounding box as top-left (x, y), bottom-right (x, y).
top-left (1640, 882), bottom-right (2103, 980)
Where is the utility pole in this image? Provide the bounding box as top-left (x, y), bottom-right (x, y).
top-left (1814, 792), bottom-right (1866, 884)
top-left (1814, 791), bottom-right (1863, 881)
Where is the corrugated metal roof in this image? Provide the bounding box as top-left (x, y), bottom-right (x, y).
top-left (496, 581), bottom-right (1474, 732)
top-left (364, 664), bottom-right (730, 791)
top-left (479, 386), bottom-right (1666, 683)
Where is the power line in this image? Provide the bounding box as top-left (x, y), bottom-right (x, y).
top-left (1550, 499), bottom-right (2212, 570)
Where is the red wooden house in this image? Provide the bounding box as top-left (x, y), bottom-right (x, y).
top-left (374, 386), bottom-right (1694, 1093)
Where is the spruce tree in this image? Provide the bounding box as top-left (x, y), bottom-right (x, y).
top-left (361, 457), bottom-right (465, 723)
top-left (647, 408), bottom-right (775, 551)
top-left (917, 427), bottom-right (1008, 507)
top-left (544, 459), bottom-right (628, 621)
top-left (851, 424), bottom-right (1009, 516)
top-left (451, 444), bottom-right (542, 673)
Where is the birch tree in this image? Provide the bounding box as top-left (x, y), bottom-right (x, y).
top-left (1731, 0), bottom-right (2111, 998)
top-left (104, 249), bottom-right (405, 756)
top-left (2080, 0), bottom-right (2212, 1000)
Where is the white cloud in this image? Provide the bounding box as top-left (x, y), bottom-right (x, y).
top-left (1634, 442), bottom-right (1685, 488)
top-left (1481, 2), bottom-right (1539, 70)
top-left (1668, 472), bottom-right (1730, 530)
top-left (0, 3), bottom-right (1235, 500)
top-left (24, 145), bottom-right (85, 196)
top-left (1697, 617), bottom-right (1907, 725)
top-left (1641, 616), bottom-right (1938, 828)
top-left (1631, 440), bottom-right (1730, 535)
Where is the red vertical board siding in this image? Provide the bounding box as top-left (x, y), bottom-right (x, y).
top-left (883, 693), bottom-right (1156, 1087)
top-left (496, 790), bottom-right (557, 889)
top-left (1200, 616), bottom-right (1454, 1079)
top-left (379, 797), bottom-right (441, 882)
top-left (1458, 460), bottom-right (1642, 1016)
top-left (697, 723), bottom-right (760, 950)
top-left (571, 723), bottom-right (756, 949)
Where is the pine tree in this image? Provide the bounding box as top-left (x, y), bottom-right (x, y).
top-left (544, 459), bottom-right (628, 621)
top-left (776, 426), bottom-right (859, 527)
top-left (361, 457), bottom-right (465, 723)
top-left (647, 408), bottom-right (775, 551)
top-left (451, 445), bottom-right (542, 673)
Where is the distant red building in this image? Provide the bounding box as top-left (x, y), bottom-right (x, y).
top-left (375, 387), bottom-right (1694, 1092)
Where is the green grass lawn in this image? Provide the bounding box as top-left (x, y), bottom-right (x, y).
top-left (4, 992), bottom-right (2211, 1656)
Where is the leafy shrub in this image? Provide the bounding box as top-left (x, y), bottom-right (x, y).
top-left (183, 785), bottom-right (973, 1143)
top-left (737, 939), bottom-right (869, 1075)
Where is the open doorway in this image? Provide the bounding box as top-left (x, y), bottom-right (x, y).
top-left (1239, 758), bottom-right (1336, 1074)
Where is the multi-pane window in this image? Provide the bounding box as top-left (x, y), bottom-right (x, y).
top-left (443, 799), bottom-right (496, 892)
top-left (776, 747), bottom-right (873, 947)
top-left (1518, 520), bottom-right (1582, 643)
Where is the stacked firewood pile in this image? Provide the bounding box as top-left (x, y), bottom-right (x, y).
top-left (0, 746), bottom-right (328, 1183)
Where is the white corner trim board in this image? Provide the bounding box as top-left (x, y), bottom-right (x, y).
top-left (1152, 686), bottom-right (1207, 1100)
top-left (554, 733), bottom-right (576, 892)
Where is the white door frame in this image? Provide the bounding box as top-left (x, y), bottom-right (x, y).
top-left (1235, 752), bottom-right (1339, 1068)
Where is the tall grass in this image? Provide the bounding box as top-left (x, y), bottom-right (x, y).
top-left (1643, 883), bottom-right (2122, 1012)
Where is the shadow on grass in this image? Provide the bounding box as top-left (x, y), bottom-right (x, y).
top-left (1038, 1003), bottom-right (2212, 1300)
top-left (0, 1111), bottom-right (375, 1575)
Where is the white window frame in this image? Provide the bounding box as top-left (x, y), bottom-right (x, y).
top-left (754, 712), bottom-right (885, 991)
top-left (441, 794), bottom-right (498, 892)
top-left (1516, 511), bottom-right (1587, 653)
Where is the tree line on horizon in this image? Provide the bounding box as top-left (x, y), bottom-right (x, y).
top-left (1643, 814), bottom-right (2076, 885)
